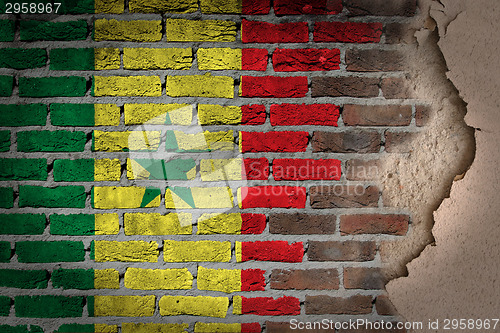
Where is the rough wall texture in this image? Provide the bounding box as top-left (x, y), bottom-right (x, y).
top-left (388, 0), bottom-right (500, 331)
top-left (0, 0), bottom-right (480, 332)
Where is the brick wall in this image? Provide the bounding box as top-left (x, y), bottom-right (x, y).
top-left (0, 0), bottom-right (423, 331)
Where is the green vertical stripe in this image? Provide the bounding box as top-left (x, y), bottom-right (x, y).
top-left (50, 104), bottom-right (95, 126)
top-left (52, 269), bottom-right (94, 290)
top-left (87, 296), bottom-right (94, 317)
top-left (53, 159), bottom-right (94, 182)
top-left (50, 48), bottom-right (94, 71)
top-left (50, 214), bottom-right (96, 235)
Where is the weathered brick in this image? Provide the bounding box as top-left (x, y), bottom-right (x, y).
top-left (93, 19), bottom-right (162, 42)
top-left (164, 240), bottom-right (231, 262)
top-left (130, 0), bottom-right (197, 13)
top-left (16, 241), bottom-right (85, 263)
top-left (381, 77), bottom-right (414, 99)
top-left (197, 266), bottom-right (242, 293)
top-left (266, 322), bottom-right (332, 333)
top-left (93, 131), bottom-right (161, 152)
top-left (124, 213), bottom-right (192, 235)
top-left (241, 105), bottom-right (268, 124)
top-left (310, 185), bottom-right (379, 208)
top-left (244, 158), bottom-right (270, 180)
top-left (15, 296), bottom-right (84, 318)
top-left (128, 158), bottom-right (195, 180)
top-left (55, 324), bottom-right (119, 333)
top-left (344, 267), bottom-right (385, 289)
top-left (306, 295), bottom-right (373, 314)
top-left (165, 130), bottom-right (234, 152)
top-left (346, 159), bottom-right (381, 181)
top-left (51, 104), bottom-right (120, 127)
top-left (385, 131), bottom-right (418, 153)
top-left (0, 131), bottom-right (9, 152)
top-left (197, 48), bottom-right (267, 71)
top-left (269, 213), bottom-right (336, 234)
top-left (89, 295), bottom-right (155, 317)
top-left (0, 104), bottom-right (47, 126)
top-left (346, 49), bottom-right (406, 72)
top-left (166, 74), bottom-right (233, 98)
top-left (238, 186), bottom-right (307, 209)
top-left (274, 0), bottom-right (342, 14)
top-left (165, 186), bottom-right (233, 209)
top-left (94, 269), bottom-right (120, 289)
top-left (0, 214), bottom-right (45, 235)
top-left (0, 187), bottom-right (13, 208)
top-left (236, 241), bottom-right (304, 262)
top-left (91, 240), bottom-right (159, 263)
top-left (122, 323), bottom-right (187, 333)
top-left (0, 20), bottom-right (14, 42)
top-left (200, 0), bottom-right (270, 14)
top-left (20, 20), bottom-right (87, 41)
top-left (416, 105), bottom-right (431, 127)
top-left (308, 241), bottom-right (376, 261)
top-left (314, 22), bottom-right (383, 43)
top-left (160, 296), bottom-right (229, 318)
top-left (124, 267), bottom-right (193, 290)
top-left (0, 269), bottom-right (49, 289)
top-left (54, 158), bottom-right (121, 182)
top-left (0, 49), bottom-right (46, 69)
top-left (345, 0), bottom-right (417, 16)
top-left (93, 76), bottom-right (161, 97)
top-left (124, 48), bottom-right (192, 70)
top-left (339, 325), bottom-right (407, 333)
top-left (242, 19), bottom-right (308, 43)
top-left (386, 23), bottom-right (417, 44)
top-left (312, 131), bottom-right (381, 153)
top-left (343, 105), bottom-right (412, 126)
top-left (0, 296), bottom-right (10, 316)
top-left (273, 159), bottom-right (341, 181)
top-left (270, 103), bottom-right (339, 126)
top-left (273, 48), bottom-right (340, 71)
top-left (0, 159), bottom-right (47, 180)
top-left (233, 296), bottom-right (300, 315)
top-left (52, 269), bottom-right (94, 290)
top-left (166, 19), bottom-right (237, 42)
top-left (19, 186), bottom-right (86, 208)
top-left (311, 76), bottom-right (379, 97)
top-left (197, 213), bottom-right (266, 235)
top-left (340, 214), bottom-right (410, 235)
top-left (0, 76), bottom-right (13, 96)
top-left (271, 269), bottom-right (339, 290)
top-left (124, 103), bottom-right (192, 126)
top-left (239, 131), bottom-right (308, 153)
top-left (240, 76), bottom-right (308, 98)
top-left (19, 76), bottom-right (86, 97)
top-left (50, 213), bottom-right (119, 236)
top-left (50, 48), bottom-right (120, 71)
top-left (0, 242), bottom-right (10, 262)
top-left (195, 323), bottom-right (261, 333)
top-left (375, 295), bottom-right (399, 316)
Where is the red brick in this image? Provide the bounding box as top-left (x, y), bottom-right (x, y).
top-left (311, 77), bottom-right (379, 98)
top-left (242, 49), bottom-right (268, 71)
top-left (381, 77), bottom-right (414, 99)
top-left (242, 20), bottom-right (308, 43)
top-left (240, 131), bottom-right (308, 153)
top-left (269, 213), bottom-right (336, 235)
top-left (241, 104), bottom-right (266, 125)
top-left (340, 214), bottom-right (409, 235)
top-left (312, 131), bottom-right (381, 153)
top-left (385, 132), bottom-right (418, 153)
top-left (270, 269), bottom-right (339, 290)
top-left (310, 185), bottom-right (379, 208)
top-left (305, 295), bottom-right (373, 315)
top-left (346, 159), bottom-right (381, 181)
top-left (240, 296), bottom-right (300, 315)
top-left (416, 105), bottom-right (431, 127)
top-left (346, 49), bottom-right (405, 72)
top-left (241, 269), bottom-right (266, 291)
top-left (385, 23), bottom-right (417, 44)
top-left (273, 159), bottom-right (341, 181)
top-left (243, 158), bottom-right (269, 180)
top-left (239, 241), bottom-right (304, 262)
top-left (240, 76), bottom-right (308, 98)
top-left (274, 0), bottom-right (342, 14)
top-left (241, 213), bottom-right (267, 234)
top-left (308, 241), bottom-right (376, 261)
top-left (241, 323), bottom-right (262, 333)
top-left (345, 0), bottom-right (417, 16)
top-left (375, 295), bottom-right (399, 316)
top-left (272, 48), bottom-right (340, 72)
top-left (239, 186), bottom-right (306, 209)
top-left (270, 103), bottom-right (339, 126)
top-left (343, 105), bottom-right (412, 126)
top-left (314, 22), bottom-right (383, 43)
top-left (242, 0), bottom-right (271, 14)
top-left (344, 267), bottom-right (385, 289)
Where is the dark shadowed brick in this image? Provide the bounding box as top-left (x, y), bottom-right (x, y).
top-left (269, 213), bottom-right (336, 234)
top-left (343, 105), bottom-right (412, 126)
top-left (312, 131), bottom-right (381, 153)
top-left (312, 77), bottom-right (379, 97)
top-left (310, 185), bottom-right (379, 208)
top-left (308, 241), bottom-right (376, 261)
top-left (305, 295), bottom-right (373, 314)
top-left (345, 0), bottom-right (417, 16)
top-left (270, 269), bottom-right (339, 290)
top-left (346, 49), bottom-right (406, 72)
